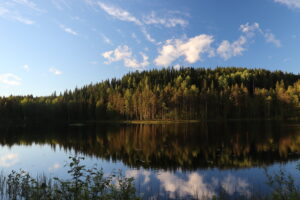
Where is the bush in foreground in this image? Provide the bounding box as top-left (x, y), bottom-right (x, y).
top-left (0, 156), bottom-right (140, 200)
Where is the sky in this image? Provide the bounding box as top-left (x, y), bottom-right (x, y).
top-left (1, 0), bottom-right (300, 96)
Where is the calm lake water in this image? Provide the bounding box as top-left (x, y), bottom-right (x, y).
top-left (0, 121), bottom-right (300, 199)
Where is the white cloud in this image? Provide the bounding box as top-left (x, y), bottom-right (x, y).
top-left (0, 7), bottom-right (34, 25)
top-left (0, 73), bottom-right (22, 86)
top-left (49, 67), bottom-right (62, 75)
top-left (141, 27), bottom-right (156, 43)
top-left (143, 11), bottom-right (188, 28)
top-left (103, 45), bottom-right (132, 63)
top-left (217, 36), bottom-right (247, 60)
top-left (0, 153), bottom-right (19, 167)
top-left (124, 52), bottom-right (149, 68)
top-left (217, 22), bottom-right (281, 60)
top-left (13, 0), bottom-right (43, 12)
top-left (131, 32), bottom-right (141, 44)
top-left (0, 0), bottom-right (41, 24)
top-left (96, 2), bottom-right (189, 43)
top-left (60, 24), bottom-right (78, 35)
top-left (97, 2), bottom-right (142, 25)
top-left (51, 0), bottom-right (71, 10)
top-left (264, 32), bottom-right (281, 47)
top-left (240, 22), bottom-right (261, 36)
top-left (93, 1), bottom-right (189, 30)
top-left (102, 45), bottom-right (149, 69)
top-left (240, 22), bottom-right (281, 48)
top-left (101, 34), bottom-right (112, 44)
top-left (154, 34), bottom-right (214, 66)
top-left (23, 64), bottom-right (29, 71)
top-left (14, 16), bottom-right (34, 24)
top-left (274, 0), bottom-right (300, 8)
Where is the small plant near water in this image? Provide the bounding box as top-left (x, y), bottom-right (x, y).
top-left (263, 164), bottom-right (300, 200)
top-left (0, 156), bottom-right (140, 200)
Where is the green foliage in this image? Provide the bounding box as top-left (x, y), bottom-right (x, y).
top-left (0, 156), bottom-right (139, 200)
top-left (265, 166), bottom-right (300, 200)
top-left (1, 67), bottom-right (300, 123)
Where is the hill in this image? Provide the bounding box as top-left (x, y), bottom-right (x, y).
top-left (1, 67), bottom-right (300, 123)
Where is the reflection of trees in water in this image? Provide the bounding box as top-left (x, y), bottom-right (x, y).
top-left (0, 122), bottom-right (300, 170)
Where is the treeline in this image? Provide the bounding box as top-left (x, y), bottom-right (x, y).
top-left (1, 67), bottom-right (300, 123)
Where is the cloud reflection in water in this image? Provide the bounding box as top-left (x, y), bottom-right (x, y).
top-left (126, 169), bottom-right (252, 199)
top-left (0, 153), bottom-right (19, 167)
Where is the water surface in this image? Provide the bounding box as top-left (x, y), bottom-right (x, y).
top-left (0, 121), bottom-right (300, 199)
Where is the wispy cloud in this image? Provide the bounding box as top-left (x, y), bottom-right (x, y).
top-left (217, 22), bottom-right (281, 60)
top-left (60, 24), bottom-right (78, 35)
top-left (264, 32), bottom-right (281, 47)
top-left (131, 32), bottom-right (141, 44)
top-left (0, 0), bottom-right (43, 24)
top-left (95, 2), bottom-right (189, 44)
top-left (154, 34), bottom-right (214, 67)
top-left (240, 22), bottom-right (281, 47)
top-left (97, 2), bottom-right (142, 25)
top-left (14, 15), bottom-right (34, 24)
top-left (96, 2), bottom-right (188, 28)
top-left (0, 6), bottom-right (35, 25)
top-left (0, 73), bottom-right (22, 86)
top-left (101, 34), bottom-right (112, 44)
top-left (51, 0), bottom-right (71, 10)
top-left (13, 0), bottom-right (43, 12)
top-left (143, 11), bottom-right (188, 28)
top-left (49, 67), bottom-right (63, 75)
top-left (141, 27), bottom-right (156, 43)
top-left (102, 45), bottom-right (149, 69)
top-left (274, 0), bottom-right (300, 8)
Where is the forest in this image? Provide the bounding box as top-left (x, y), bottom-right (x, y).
top-left (1, 67), bottom-right (300, 124)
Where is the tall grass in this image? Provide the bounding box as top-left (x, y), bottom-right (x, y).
top-left (0, 157), bottom-right (299, 200)
top-left (263, 164), bottom-right (300, 200)
top-left (0, 156), bottom-right (140, 200)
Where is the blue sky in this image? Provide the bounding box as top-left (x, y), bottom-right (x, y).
top-left (0, 0), bottom-right (300, 96)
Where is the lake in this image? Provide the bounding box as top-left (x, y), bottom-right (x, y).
top-left (0, 121), bottom-right (299, 199)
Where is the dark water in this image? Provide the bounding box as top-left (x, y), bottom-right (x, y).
top-left (0, 121), bottom-right (300, 199)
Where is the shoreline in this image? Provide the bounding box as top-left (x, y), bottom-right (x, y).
top-left (80, 118), bottom-right (297, 125)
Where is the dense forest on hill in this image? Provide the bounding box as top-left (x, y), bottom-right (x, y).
top-left (1, 67), bottom-right (300, 124)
